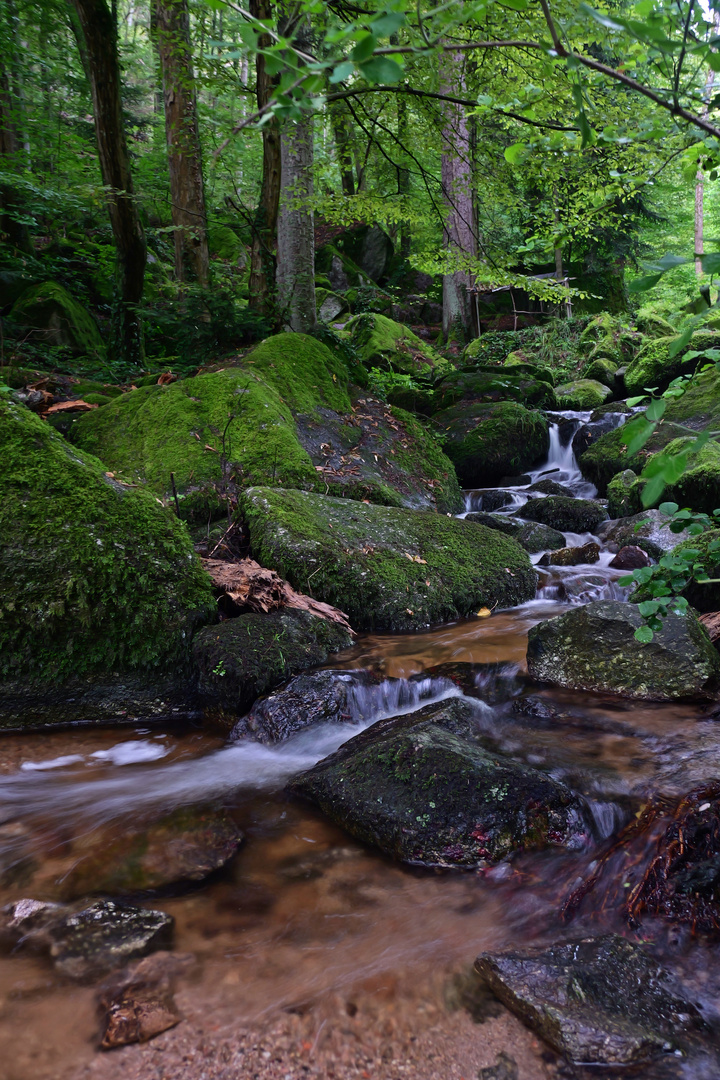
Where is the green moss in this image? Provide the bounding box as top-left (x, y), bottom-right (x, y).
top-left (582, 358), bottom-right (618, 384)
top-left (0, 396), bottom-right (214, 683)
top-left (502, 352), bottom-right (555, 386)
top-left (433, 400), bottom-right (549, 487)
top-left (9, 281), bottom-right (105, 359)
top-left (635, 311), bottom-right (677, 338)
top-left (579, 313), bottom-right (639, 364)
top-left (624, 331), bottom-right (720, 395)
top-left (607, 470), bottom-right (645, 518)
top-left (73, 380), bottom-right (123, 399)
top-left (346, 313), bottom-right (445, 374)
top-left (554, 379), bottom-right (612, 410)
top-left (649, 437), bottom-right (720, 516)
top-left (434, 369), bottom-right (556, 410)
top-left (240, 486), bottom-right (537, 631)
top-left (82, 393), bottom-right (114, 406)
top-left (389, 407), bottom-right (463, 513)
top-left (242, 332), bottom-right (351, 413)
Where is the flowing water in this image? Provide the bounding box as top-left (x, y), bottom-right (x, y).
top-left (1, 410), bottom-right (719, 1080)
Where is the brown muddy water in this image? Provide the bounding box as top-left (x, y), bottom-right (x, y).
top-left (2, 592), bottom-right (720, 1080)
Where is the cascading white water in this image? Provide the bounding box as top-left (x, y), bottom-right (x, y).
top-left (528, 411), bottom-right (596, 498)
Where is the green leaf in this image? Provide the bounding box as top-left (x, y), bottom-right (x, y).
top-left (626, 395), bottom-right (648, 406)
top-left (504, 142), bottom-right (532, 165)
top-left (351, 33), bottom-right (376, 63)
top-left (369, 12), bottom-right (406, 36)
top-left (623, 415), bottom-right (656, 456)
top-left (329, 61), bottom-right (354, 84)
top-left (700, 252), bottom-right (720, 275)
top-left (668, 326), bottom-right (694, 358)
top-left (638, 600), bottom-right (660, 616)
top-left (634, 625), bottom-right (654, 643)
top-left (646, 397), bottom-right (666, 421)
top-left (358, 55), bottom-right (404, 84)
top-left (628, 274), bottom-right (663, 292)
top-left (659, 501), bottom-right (679, 515)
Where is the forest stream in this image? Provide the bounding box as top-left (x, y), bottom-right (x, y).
top-left (1, 417), bottom-right (719, 1080)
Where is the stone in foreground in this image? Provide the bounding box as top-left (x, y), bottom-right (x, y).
top-left (527, 601), bottom-right (720, 700)
top-left (475, 935), bottom-right (706, 1066)
top-left (520, 495), bottom-right (607, 534)
top-left (288, 698), bottom-right (588, 868)
top-left (49, 900), bottom-right (174, 979)
top-left (242, 487), bottom-right (537, 632)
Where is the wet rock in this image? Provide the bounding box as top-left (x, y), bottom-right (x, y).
top-left (0, 898), bottom-right (61, 949)
top-left (598, 510), bottom-right (680, 560)
top-left (58, 805), bottom-right (243, 899)
top-left (538, 542), bottom-right (600, 567)
top-left (433, 369), bottom-right (556, 411)
top-left (515, 522), bottom-right (567, 554)
top-left (527, 478), bottom-right (572, 497)
top-left (475, 935), bottom-right (706, 1066)
top-left (288, 698), bottom-right (588, 868)
top-left (554, 378), bottom-right (612, 410)
top-left (471, 489), bottom-right (517, 512)
top-left (242, 486), bottom-right (537, 633)
top-left (431, 400), bottom-right (549, 487)
top-left (464, 511), bottom-right (523, 537)
top-left (607, 468), bottom-right (645, 518)
top-left (49, 900), bottom-right (174, 980)
top-left (479, 1052), bottom-right (518, 1080)
top-left (97, 951), bottom-right (192, 1049)
top-left (527, 600), bottom-right (720, 700)
top-left (424, 661), bottom-right (524, 704)
top-left (572, 414), bottom-right (625, 458)
top-left (193, 608), bottom-right (353, 722)
top-left (610, 545), bottom-right (651, 570)
top-left (521, 496), bottom-right (608, 534)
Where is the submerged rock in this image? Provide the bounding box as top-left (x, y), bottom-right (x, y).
top-left (527, 600), bottom-right (720, 700)
top-left (49, 901), bottom-right (174, 980)
top-left (476, 935), bottom-right (706, 1066)
top-left (538, 542), bottom-right (600, 567)
top-left (193, 609), bottom-right (353, 721)
top-left (288, 698), bottom-right (588, 868)
top-left (241, 487), bottom-right (537, 632)
top-left (97, 951), bottom-right (191, 1049)
top-left (521, 495), bottom-right (607, 534)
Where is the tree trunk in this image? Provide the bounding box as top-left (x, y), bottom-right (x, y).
top-left (153, 0), bottom-right (209, 287)
top-left (69, 0), bottom-right (146, 366)
top-left (329, 100), bottom-right (356, 197)
top-left (440, 51), bottom-right (477, 344)
top-left (276, 113), bottom-right (316, 333)
top-left (0, 0), bottom-right (30, 252)
top-left (397, 93), bottom-right (411, 259)
top-left (247, 0), bottom-right (281, 318)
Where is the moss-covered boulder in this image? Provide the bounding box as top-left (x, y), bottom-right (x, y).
top-left (554, 379), bottom-right (613, 410)
top-left (346, 313), bottom-right (444, 374)
top-left (464, 513), bottom-right (566, 553)
top-left (288, 698), bottom-right (588, 868)
top-left (241, 487), bottom-right (537, 632)
top-left (193, 609), bottom-right (353, 723)
top-left (502, 352), bottom-right (555, 385)
top-left (527, 600), bottom-right (720, 700)
top-left (521, 495), bottom-right (608, 533)
top-left (579, 368), bottom-right (720, 493)
top-left (433, 369), bottom-right (556, 411)
top-left (432, 401), bottom-right (549, 487)
top-left (607, 469), bottom-right (645, 518)
top-left (583, 357), bottom-right (619, 385)
top-left (676, 529), bottom-right (720, 613)
top-left (624, 330), bottom-right (720, 395)
top-left (0, 396), bottom-right (214, 728)
top-left (646, 438), bottom-right (720, 516)
top-left (9, 281), bottom-right (105, 359)
top-left (579, 313), bottom-right (640, 363)
top-left (635, 311), bottom-right (677, 338)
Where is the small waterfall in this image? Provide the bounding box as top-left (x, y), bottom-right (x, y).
top-left (528, 411), bottom-right (597, 498)
top-left (463, 489), bottom-right (529, 514)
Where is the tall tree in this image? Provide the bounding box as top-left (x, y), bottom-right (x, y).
top-left (68, 0), bottom-right (146, 365)
top-left (247, 0), bottom-right (281, 318)
top-left (152, 0), bottom-right (210, 287)
top-left (0, 0), bottom-right (29, 252)
top-left (276, 112), bottom-right (316, 332)
top-left (440, 51), bottom-right (476, 343)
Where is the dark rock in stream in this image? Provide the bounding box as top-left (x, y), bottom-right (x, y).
top-left (527, 478), bottom-right (572, 497)
top-left (287, 698), bottom-right (589, 868)
top-left (521, 496), bottom-right (608, 534)
top-left (475, 935), bottom-right (708, 1066)
top-left (469, 489), bottom-right (517, 512)
top-left (609, 544), bottom-right (652, 570)
top-left (527, 600), bottom-right (720, 700)
top-left (424, 661), bottom-right (524, 704)
top-left (48, 900), bottom-right (174, 980)
top-left (598, 510), bottom-right (680, 560)
top-left (464, 513), bottom-right (566, 554)
top-left (538, 542), bottom-right (600, 567)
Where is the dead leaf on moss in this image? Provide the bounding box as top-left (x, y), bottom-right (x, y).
top-left (45, 400), bottom-right (98, 414)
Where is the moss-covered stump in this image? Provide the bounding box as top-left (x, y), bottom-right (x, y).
top-left (294, 396), bottom-right (463, 513)
top-left (527, 601), bottom-right (720, 700)
top-left (432, 401), bottom-right (549, 487)
top-left (346, 313), bottom-right (444, 374)
top-left (9, 281), bottom-right (105, 360)
top-left (579, 368), bottom-right (720, 493)
top-left (193, 609), bottom-right (353, 721)
top-left (520, 496), bottom-right (608, 533)
top-left (241, 487), bottom-right (537, 632)
top-left (0, 396), bottom-right (214, 728)
top-left (433, 369), bottom-right (556, 411)
top-left (624, 330), bottom-right (720, 395)
top-left (554, 379), bottom-right (613, 410)
top-left (288, 698), bottom-right (588, 868)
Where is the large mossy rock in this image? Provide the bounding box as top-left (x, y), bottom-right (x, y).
top-left (527, 600), bottom-right (720, 700)
top-left (288, 698), bottom-right (588, 868)
top-left (241, 487), bottom-right (537, 632)
top-left (582, 357), bottom-right (619, 385)
top-left (646, 437), bottom-right (720, 516)
top-left (502, 352), bottom-right (555, 385)
top-left (624, 330), bottom-right (720, 395)
top-left (520, 495), bottom-right (608, 533)
top-left (0, 396), bottom-right (214, 727)
top-left (579, 313), bottom-right (641, 364)
top-left (433, 369), bottom-right (556, 411)
top-left (465, 513), bottom-right (566, 553)
top-left (192, 609), bottom-right (353, 721)
top-left (607, 469), bottom-right (645, 518)
top-left (579, 368), bottom-right (720, 493)
top-left (346, 313), bottom-right (444, 374)
top-left (9, 281), bottom-right (105, 359)
top-left (476, 935), bottom-right (706, 1066)
top-left (599, 510), bottom-right (680, 560)
top-left (432, 401), bottom-right (549, 487)
top-left (554, 379), bottom-right (612, 410)
top-left (71, 334), bottom-right (461, 517)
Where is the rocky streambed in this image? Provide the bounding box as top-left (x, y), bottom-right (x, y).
top-left (2, 411), bottom-right (720, 1079)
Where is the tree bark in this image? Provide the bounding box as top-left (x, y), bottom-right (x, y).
top-left (276, 113), bottom-right (316, 333)
top-left (440, 51), bottom-right (477, 344)
top-left (0, 0), bottom-right (30, 252)
top-left (69, 0), bottom-right (146, 366)
top-left (247, 0), bottom-right (281, 318)
top-left (152, 0), bottom-right (209, 287)
top-left (329, 100), bottom-right (356, 197)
